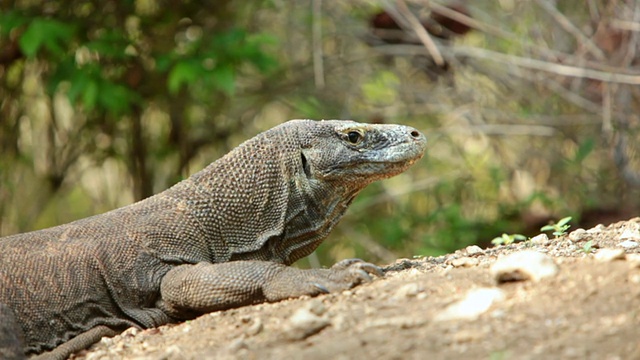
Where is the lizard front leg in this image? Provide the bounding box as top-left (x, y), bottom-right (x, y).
top-left (159, 259), bottom-right (382, 319)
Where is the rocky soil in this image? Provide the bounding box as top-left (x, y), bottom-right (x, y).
top-left (74, 218), bottom-right (640, 360)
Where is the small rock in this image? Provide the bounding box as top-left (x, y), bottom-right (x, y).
top-left (620, 228), bottom-right (640, 241)
top-left (594, 248), bottom-right (626, 262)
top-left (307, 298), bottom-right (327, 316)
top-left (332, 313), bottom-right (348, 331)
top-left (121, 327), bottom-right (139, 337)
top-left (451, 257), bottom-right (479, 267)
top-left (587, 224), bottom-right (606, 234)
top-left (165, 345), bottom-right (182, 356)
top-left (395, 283), bottom-right (422, 298)
top-left (434, 288), bottom-right (505, 322)
top-left (285, 307), bottom-right (330, 340)
top-left (626, 253), bottom-right (640, 268)
top-left (619, 240), bottom-right (639, 249)
top-left (227, 338), bottom-right (248, 352)
top-left (491, 251), bottom-right (558, 283)
top-left (568, 228), bottom-right (587, 241)
top-left (245, 318), bottom-right (263, 336)
top-left (530, 233), bottom-right (549, 245)
top-left (465, 245), bottom-right (484, 255)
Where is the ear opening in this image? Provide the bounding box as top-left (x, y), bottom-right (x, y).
top-left (300, 151), bottom-right (312, 178)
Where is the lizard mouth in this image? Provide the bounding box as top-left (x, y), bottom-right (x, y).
top-left (322, 138), bottom-right (427, 181)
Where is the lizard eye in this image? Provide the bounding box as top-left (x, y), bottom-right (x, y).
top-left (347, 131), bottom-right (363, 144)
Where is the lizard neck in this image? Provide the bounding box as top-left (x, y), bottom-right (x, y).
top-left (269, 177), bottom-right (360, 265)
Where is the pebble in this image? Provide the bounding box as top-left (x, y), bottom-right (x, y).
top-left (307, 298), bottom-right (327, 316)
top-left (285, 307), bottom-right (330, 340)
top-left (490, 250), bottom-right (558, 283)
top-left (620, 228), bottom-right (640, 241)
top-left (245, 318), bottom-right (263, 336)
top-left (626, 253), bottom-right (640, 268)
top-left (530, 233), bottom-right (549, 245)
top-left (465, 245), bottom-right (484, 255)
top-left (395, 283), bottom-right (422, 298)
top-left (434, 288), bottom-right (505, 322)
top-left (164, 345), bottom-right (182, 356)
top-left (451, 257), bottom-right (479, 267)
top-left (568, 228), bottom-right (587, 241)
top-left (620, 240), bottom-right (639, 249)
top-left (227, 338), bottom-right (248, 352)
top-left (594, 248), bottom-right (625, 262)
top-left (587, 224), bottom-right (606, 233)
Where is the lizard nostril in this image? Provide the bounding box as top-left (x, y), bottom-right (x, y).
top-left (410, 130), bottom-right (420, 138)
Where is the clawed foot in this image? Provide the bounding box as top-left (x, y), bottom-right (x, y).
top-left (311, 258), bottom-right (384, 293)
top-left (263, 258), bottom-right (384, 301)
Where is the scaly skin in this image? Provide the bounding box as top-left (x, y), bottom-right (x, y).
top-left (0, 119), bottom-right (427, 359)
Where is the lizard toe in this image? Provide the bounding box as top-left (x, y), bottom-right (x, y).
top-left (332, 258), bottom-right (366, 269)
top-left (352, 262), bottom-right (384, 277)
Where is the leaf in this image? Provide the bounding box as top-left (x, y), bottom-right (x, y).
top-left (168, 60), bottom-right (200, 94)
top-left (557, 216), bottom-right (572, 227)
top-left (18, 18), bottom-right (75, 58)
top-left (85, 30), bottom-right (132, 60)
top-left (67, 71), bottom-right (90, 104)
top-left (155, 54), bottom-right (174, 72)
top-left (98, 82), bottom-right (139, 115)
top-left (210, 64), bottom-right (235, 95)
top-left (540, 225), bottom-right (555, 232)
top-left (573, 138), bottom-right (595, 164)
top-left (82, 80), bottom-right (99, 111)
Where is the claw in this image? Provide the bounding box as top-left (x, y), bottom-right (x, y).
top-left (355, 263), bottom-right (384, 277)
top-left (332, 258), bottom-right (365, 269)
top-left (353, 269), bottom-right (373, 283)
top-left (312, 283), bottom-right (330, 294)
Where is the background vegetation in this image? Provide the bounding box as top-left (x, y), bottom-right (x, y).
top-left (1, 0), bottom-right (639, 266)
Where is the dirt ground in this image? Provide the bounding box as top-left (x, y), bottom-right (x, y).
top-left (74, 218), bottom-right (640, 360)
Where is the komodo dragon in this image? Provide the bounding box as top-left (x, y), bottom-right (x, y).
top-left (0, 119), bottom-right (426, 359)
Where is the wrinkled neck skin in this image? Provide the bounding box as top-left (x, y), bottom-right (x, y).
top-left (263, 172), bottom-right (366, 265)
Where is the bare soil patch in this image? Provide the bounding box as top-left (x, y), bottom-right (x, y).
top-left (74, 218), bottom-right (640, 360)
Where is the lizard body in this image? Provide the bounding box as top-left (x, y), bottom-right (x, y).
top-left (0, 119), bottom-right (426, 359)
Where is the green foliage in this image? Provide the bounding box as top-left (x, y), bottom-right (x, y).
top-left (0, 11), bottom-right (29, 36)
top-left (1, 11), bottom-right (76, 59)
top-left (49, 59), bottom-right (141, 114)
top-left (491, 233), bottom-right (527, 246)
top-left (541, 216), bottom-right (572, 238)
top-left (581, 240), bottom-right (595, 254)
top-left (19, 18), bottom-right (76, 58)
top-left (84, 30), bottom-right (132, 60)
top-left (164, 29), bottom-right (277, 95)
top-left (2, 1), bottom-right (640, 265)
top-left (0, 9), bottom-right (276, 116)
top-left (571, 138), bottom-right (596, 165)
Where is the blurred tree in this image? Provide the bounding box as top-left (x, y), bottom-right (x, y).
top-left (0, 0), bottom-right (277, 233)
top-left (2, 0), bottom-right (640, 265)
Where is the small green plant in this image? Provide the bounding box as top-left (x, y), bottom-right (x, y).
top-left (581, 240), bottom-right (594, 254)
top-left (491, 233), bottom-right (527, 246)
top-left (540, 216), bottom-right (572, 238)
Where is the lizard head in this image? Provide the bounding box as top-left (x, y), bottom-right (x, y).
top-left (297, 119), bottom-right (427, 188)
